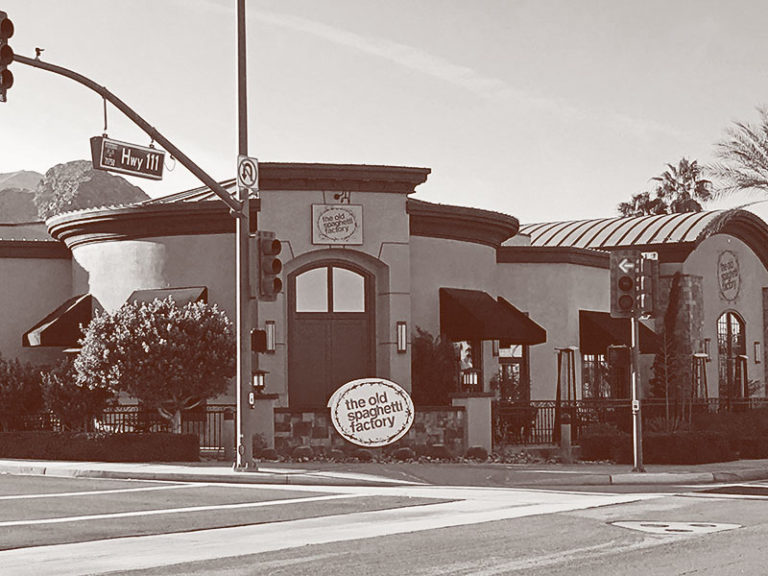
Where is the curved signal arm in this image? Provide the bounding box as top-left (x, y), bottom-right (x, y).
top-left (14, 54), bottom-right (243, 216)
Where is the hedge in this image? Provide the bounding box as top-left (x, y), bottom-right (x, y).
top-left (579, 428), bottom-right (736, 464)
top-left (0, 432), bottom-right (199, 462)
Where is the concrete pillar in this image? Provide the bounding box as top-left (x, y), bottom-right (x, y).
top-left (251, 393), bottom-right (278, 453)
top-left (223, 408), bottom-right (235, 462)
top-left (451, 392), bottom-right (494, 454)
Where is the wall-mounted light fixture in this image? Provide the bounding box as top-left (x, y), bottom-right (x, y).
top-left (265, 321), bottom-right (276, 353)
top-left (396, 321), bottom-right (407, 353)
top-left (704, 338), bottom-right (711, 361)
top-left (755, 342), bottom-right (762, 364)
top-left (492, 339), bottom-right (499, 357)
top-left (249, 369), bottom-right (268, 407)
top-left (462, 369), bottom-right (479, 390)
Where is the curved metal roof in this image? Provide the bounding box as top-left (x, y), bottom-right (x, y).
top-left (519, 211), bottom-right (728, 249)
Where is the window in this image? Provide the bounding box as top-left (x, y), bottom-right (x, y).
top-left (581, 354), bottom-right (608, 399)
top-left (295, 265), bottom-right (366, 313)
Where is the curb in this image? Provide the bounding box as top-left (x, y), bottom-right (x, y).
top-left (0, 463), bottom-right (413, 488)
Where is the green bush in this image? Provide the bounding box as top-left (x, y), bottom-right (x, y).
top-left (0, 432), bottom-right (198, 461)
top-left (392, 447), bottom-right (416, 461)
top-left (643, 431), bottom-right (735, 464)
top-left (353, 448), bottom-right (375, 462)
top-left (465, 446), bottom-right (489, 461)
top-left (579, 424), bottom-right (631, 463)
top-left (291, 445), bottom-right (314, 460)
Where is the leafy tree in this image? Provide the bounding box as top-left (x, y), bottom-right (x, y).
top-left (75, 297), bottom-right (236, 433)
top-left (41, 357), bottom-right (115, 431)
top-left (411, 327), bottom-right (460, 406)
top-left (0, 354), bottom-right (44, 431)
top-left (649, 273), bottom-right (694, 426)
top-left (618, 158), bottom-right (712, 216)
top-left (709, 106), bottom-right (768, 195)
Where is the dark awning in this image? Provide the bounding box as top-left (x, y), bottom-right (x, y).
top-left (22, 294), bottom-right (101, 348)
top-left (579, 310), bottom-right (659, 355)
top-left (127, 286), bottom-right (208, 307)
top-left (439, 288), bottom-right (546, 344)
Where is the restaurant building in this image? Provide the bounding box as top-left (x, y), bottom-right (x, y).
top-left (6, 164), bottom-right (768, 445)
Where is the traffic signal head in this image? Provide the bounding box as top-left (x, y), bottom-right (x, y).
top-left (258, 231), bottom-right (282, 300)
top-left (0, 11), bottom-right (14, 102)
top-left (610, 250), bottom-right (639, 318)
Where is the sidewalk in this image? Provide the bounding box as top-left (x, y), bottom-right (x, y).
top-left (2, 457), bottom-right (768, 487)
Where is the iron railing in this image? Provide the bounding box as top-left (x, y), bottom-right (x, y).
top-left (493, 398), bottom-right (768, 448)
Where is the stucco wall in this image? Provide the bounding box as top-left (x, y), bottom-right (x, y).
top-left (683, 234), bottom-right (768, 397)
top-left (495, 261), bottom-right (609, 400)
top-left (0, 256), bottom-right (72, 366)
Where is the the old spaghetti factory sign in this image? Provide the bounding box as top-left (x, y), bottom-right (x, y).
top-left (328, 378), bottom-right (414, 447)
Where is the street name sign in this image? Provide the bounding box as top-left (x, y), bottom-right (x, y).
top-left (90, 136), bottom-right (165, 181)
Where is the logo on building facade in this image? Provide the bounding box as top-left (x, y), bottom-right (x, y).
top-left (312, 204), bottom-right (363, 245)
top-left (328, 378), bottom-right (414, 447)
top-left (718, 250), bottom-right (740, 301)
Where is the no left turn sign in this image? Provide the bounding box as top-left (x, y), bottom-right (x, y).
top-left (237, 155), bottom-right (259, 190)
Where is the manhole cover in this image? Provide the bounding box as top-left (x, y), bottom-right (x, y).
top-left (611, 521), bottom-right (741, 535)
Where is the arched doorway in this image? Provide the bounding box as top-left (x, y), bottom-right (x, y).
top-left (717, 311), bottom-right (747, 407)
top-left (288, 262), bottom-right (375, 408)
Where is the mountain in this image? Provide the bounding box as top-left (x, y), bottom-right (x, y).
top-left (0, 188), bottom-right (38, 222)
top-left (0, 170), bottom-right (43, 192)
top-left (33, 161), bottom-right (149, 219)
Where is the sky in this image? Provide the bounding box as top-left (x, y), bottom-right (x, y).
top-left (2, 0), bottom-right (768, 223)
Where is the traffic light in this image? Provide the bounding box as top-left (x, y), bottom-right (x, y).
top-left (610, 250), bottom-right (640, 318)
top-left (257, 231), bottom-right (282, 300)
top-left (0, 11), bottom-right (14, 103)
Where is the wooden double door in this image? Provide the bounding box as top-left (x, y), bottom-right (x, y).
top-left (288, 263), bottom-right (375, 408)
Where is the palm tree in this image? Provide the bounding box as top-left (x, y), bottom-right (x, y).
top-left (709, 106), bottom-right (768, 196)
top-left (652, 158), bottom-right (712, 213)
top-left (617, 158), bottom-right (712, 216)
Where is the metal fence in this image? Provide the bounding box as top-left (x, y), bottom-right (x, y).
top-left (493, 398), bottom-right (768, 448)
top-left (14, 404), bottom-right (235, 457)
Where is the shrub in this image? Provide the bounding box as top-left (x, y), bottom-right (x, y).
top-left (259, 448), bottom-right (280, 461)
top-left (427, 443), bottom-right (453, 460)
top-left (465, 446), bottom-right (489, 461)
top-left (578, 424), bottom-right (631, 463)
top-left (643, 431), bottom-right (735, 464)
top-left (0, 432), bottom-right (198, 462)
top-left (353, 448), bottom-right (375, 462)
top-left (41, 357), bottom-right (115, 431)
top-left (0, 355), bottom-right (44, 431)
top-left (291, 445), bottom-right (314, 460)
top-left (392, 447), bottom-right (416, 461)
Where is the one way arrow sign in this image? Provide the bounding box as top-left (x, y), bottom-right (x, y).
top-left (618, 257), bottom-right (635, 274)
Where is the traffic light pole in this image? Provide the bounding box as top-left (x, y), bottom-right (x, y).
top-left (234, 0), bottom-right (256, 470)
top-left (16, 12), bottom-right (258, 469)
top-left (630, 315), bottom-right (645, 472)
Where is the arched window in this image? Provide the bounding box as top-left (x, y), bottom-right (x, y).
top-left (295, 266), bottom-right (365, 313)
top-left (717, 311), bottom-right (747, 406)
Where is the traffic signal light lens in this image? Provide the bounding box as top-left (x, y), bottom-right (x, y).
top-left (0, 44), bottom-right (12, 66)
top-left (0, 69), bottom-right (12, 89)
top-left (0, 16), bottom-right (13, 39)
top-left (618, 294), bottom-right (634, 311)
top-left (618, 276), bottom-right (634, 291)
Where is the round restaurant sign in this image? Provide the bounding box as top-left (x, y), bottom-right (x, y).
top-left (717, 250), bottom-right (740, 301)
top-left (328, 378), bottom-right (415, 447)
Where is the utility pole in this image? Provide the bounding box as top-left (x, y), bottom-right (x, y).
top-left (234, 0), bottom-right (256, 470)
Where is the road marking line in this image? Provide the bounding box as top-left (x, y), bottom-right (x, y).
top-left (0, 493), bottom-right (362, 527)
top-left (0, 483), bottom-right (200, 501)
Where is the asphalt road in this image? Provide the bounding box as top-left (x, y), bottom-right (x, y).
top-left (1, 474), bottom-right (767, 575)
